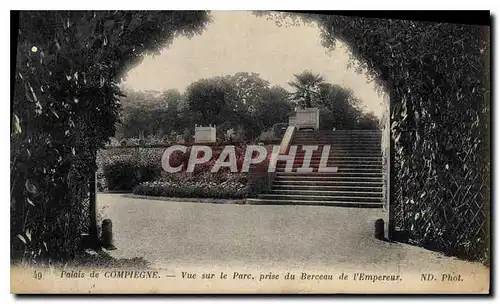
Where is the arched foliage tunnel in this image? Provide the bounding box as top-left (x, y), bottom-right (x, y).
top-left (303, 13), bottom-right (490, 262)
top-left (11, 11), bottom-right (211, 263)
top-left (11, 11), bottom-right (490, 264)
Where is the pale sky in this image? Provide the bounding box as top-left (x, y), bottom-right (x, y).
top-left (123, 11), bottom-right (385, 117)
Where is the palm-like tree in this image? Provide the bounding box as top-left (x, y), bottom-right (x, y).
top-left (288, 70), bottom-right (325, 108)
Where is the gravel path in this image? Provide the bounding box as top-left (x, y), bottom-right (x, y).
top-left (98, 193), bottom-right (488, 275)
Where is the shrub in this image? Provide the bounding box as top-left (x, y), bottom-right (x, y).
top-left (96, 171), bottom-right (107, 192)
top-left (97, 147), bottom-right (166, 191)
top-left (103, 160), bottom-right (141, 191)
top-left (258, 130), bottom-right (276, 143)
top-left (103, 160), bottom-right (162, 191)
top-left (137, 162), bottom-right (162, 183)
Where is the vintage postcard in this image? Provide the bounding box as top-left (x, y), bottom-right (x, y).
top-left (10, 10), bottom-right (491, 294)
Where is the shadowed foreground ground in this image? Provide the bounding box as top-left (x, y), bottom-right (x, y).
top-left (97, 193), bottom-right (488, 275)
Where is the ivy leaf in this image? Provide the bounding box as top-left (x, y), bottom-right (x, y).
top-left (26, 198), bottom-right (35, 206)
top-left (50, 108), bottom-right (59, 119)
top-left (25, 179), bottom-right (39, 195)
top-left (12, 114), bottom-right (22, 135)
top-left (394, 133), bottom-right (401, 143)
top-left (17, 234), bottom-right (27, 244)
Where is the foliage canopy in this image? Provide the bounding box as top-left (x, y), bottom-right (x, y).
top-left (11, 11), bottom-right (210, 263)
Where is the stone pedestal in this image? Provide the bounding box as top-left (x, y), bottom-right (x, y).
top-left (194, 125), bottom-right (216, 144)
top-left (288, 108), bottom-right (320, 130)
top-left (101, 219), bottom-right (116, 250)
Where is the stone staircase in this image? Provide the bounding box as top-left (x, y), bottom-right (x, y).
top-left (247, 130), bottom-right (383, 208)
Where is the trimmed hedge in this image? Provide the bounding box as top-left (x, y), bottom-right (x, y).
top-left (133, 180), bottom-right (248, 199)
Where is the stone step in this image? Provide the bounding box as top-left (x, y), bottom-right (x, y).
top-left (292, 139), bottom-right (381, 143)
top-left (275, 162), bottom-right (382, 166)
top-left (281, 158), bottom-right (382, 162)
top-left (276, 156), bottom-right (383, 161)
top-left (265, 158), bottom-right (382, 166)
top-left (293, 152), bottom-right (382, 157)
top-left (276, 172), bottom-right (382, 176)
top-left (254, 162), bottom-right (382, 170)
top-left (293, 135), bottom-right (381, 138)
top-left (290, 141), bottom-right (380, 146)
top-left (295, 130), bottom-right (381, 134)
top-left (314, 156), bottom-right (382, 160)
top-left (276, 162), bottom-right (382, 171)
top-left (293, 138), bottom-right (381, 141)
top-left (293, 144), bottom-right (381, 147)
top-left (300, 142), bottom-right (380, 145)
top-left (275, 176), bottom-right (383, 182)
top-left (245, 198), bottom-right (383, 208)
top-left (295, 135), bottom-right (381, 137)
top-left (294, 132), bottom-right (381, 134)
top-left (275, 170), bottom-right (383, 174)
top-left (268, 189), bottom-right (383, 196)
top-left (274, 171), bottom-right (382, 175)
top-left (275, 165), bottom-right (382, 170)
top-left (294, 133), bottom-right (381, 136)
top-left (275, 170), bottom-right (382, 174)
top-left (293, 145), bottom-right (381, 148)
top-left (258, 194), bottom-right (382, 202)
top-left (273, 180), bottom-right (382, 186)
top-left (272, 184), bottom-right (383, 191)
top-left (291, 145), bottom-right (381, 150)
top-left (291, 142), bottom-right (381, 147)
top-left (291, 155), bottom-right (383, 159)
top-left (292, 147), bottom-right (381, 152)
top-left (293, 135), bottom-right (380, 138)
top-left (293, 134), bottom-right (381, 138)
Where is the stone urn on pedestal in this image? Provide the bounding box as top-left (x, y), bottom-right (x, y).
top-left (194, 124), bottom-right (217, 144)
top-left (288, 107), bottom-right (320, 131)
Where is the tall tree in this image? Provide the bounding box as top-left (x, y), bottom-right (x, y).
top-left (224, 72), bottom-right (271, 114)
top-left (185, 77), bottom-right (233, 125)
top-left (357, 111), bottom-right (379, 130)
top-left (161, 89), bottom-right (184, 109)
top-left (288, 70), bottom-right (325, 108)
top-left (255, 85), bottom-right (293, 130)
top-left (118, 90), bottom-right (166, 138)
top-left (161, 89), bottom-right (185, 133)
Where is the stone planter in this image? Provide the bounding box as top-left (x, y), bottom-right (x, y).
top-left (194, 125), bottom-right (216, 144)
top-left (288, 107), bottom-right (320, 130)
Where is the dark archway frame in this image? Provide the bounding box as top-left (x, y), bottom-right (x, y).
top-left (11, 11), bottom-right (490, 264)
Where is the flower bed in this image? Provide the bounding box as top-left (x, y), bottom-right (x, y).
top-left (97, 146), bottom-right (251, 198)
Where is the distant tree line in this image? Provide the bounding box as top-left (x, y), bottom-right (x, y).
top-left (117, 70), bottom-right (379, 143)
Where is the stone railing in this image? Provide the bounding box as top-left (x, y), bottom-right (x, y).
top-left (279, 125), bottom-right (296, 155)
top-left (379, 94), bottom-right (391, 238)
top-left (246, 126), bottom-right (296, 198)
top-left (380, 97), bottom-right (390, 211)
